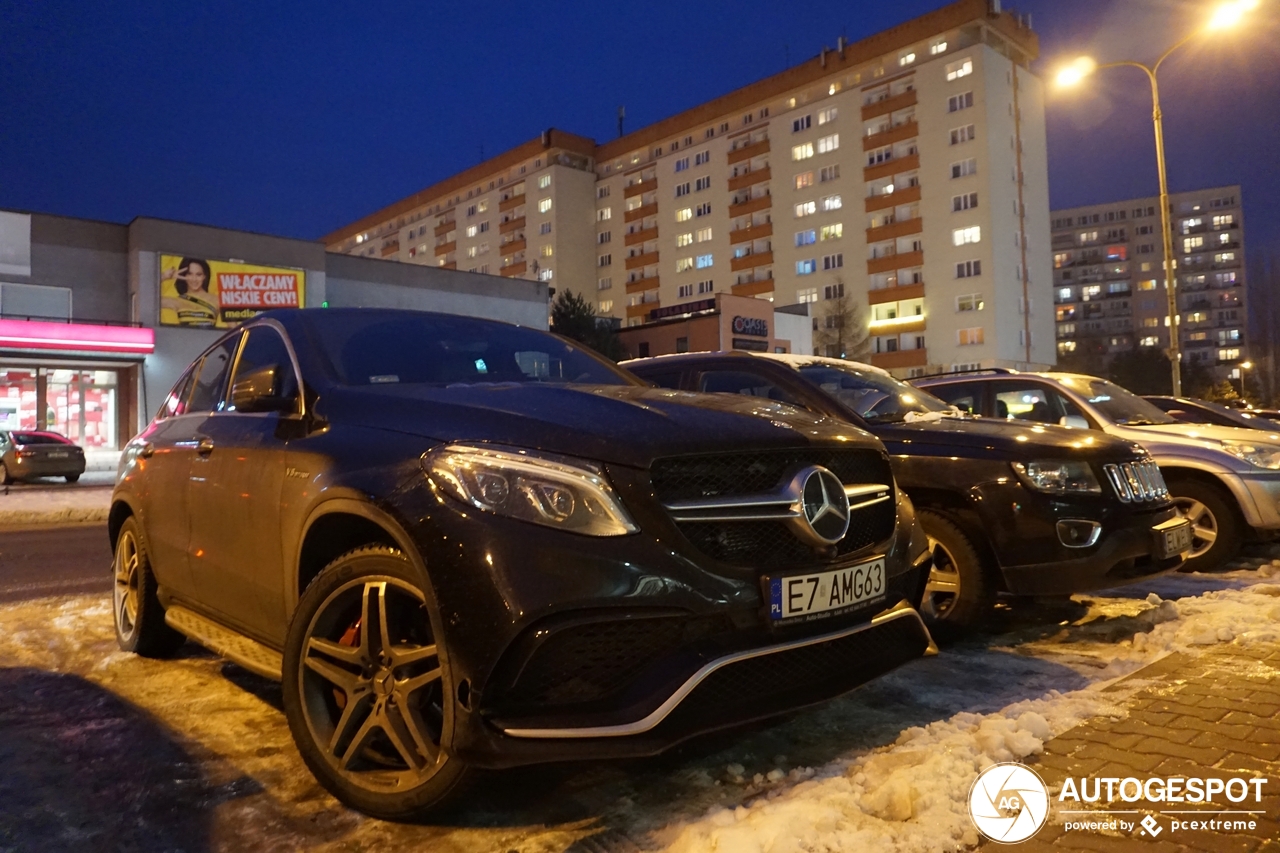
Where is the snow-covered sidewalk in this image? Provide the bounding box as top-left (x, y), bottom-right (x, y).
top-left (0, 484), bottom-right (111, 526)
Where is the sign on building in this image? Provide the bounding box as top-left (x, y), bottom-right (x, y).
top-left (159, 254), bottom-right (305, 328)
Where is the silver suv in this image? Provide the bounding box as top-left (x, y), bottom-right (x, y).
top-left (912, 370), bottom-right (1280, 572)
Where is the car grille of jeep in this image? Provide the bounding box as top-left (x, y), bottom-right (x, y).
top-left (649, 449), bottom-right (897, 569)
top-left (1103, 460), bottom-right (1169, 503)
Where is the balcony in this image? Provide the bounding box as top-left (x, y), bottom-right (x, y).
top-left (865, 184), bottom-right (920, 213)
top-left (380, 241), bottom-right (400, 257)
top-left (861, 89), bottom-right (917, 121)
top-left (870, 348), bottom-right (928, 370)
top-left (625, 251), bottom-right (660, 270)
top-left (500, 260), bottom-right (527, 277)
top-left (501, 238), bottom-right (527, 254)
top-left (863, 120), bottom-right (919, 151)
top-left (727, 137), bottom-right (769, 165)
top-left (728, 167), bottom-right (771, 191)
top-left (867, 282), bottom-right (924, 305)
top-left (624, 227), bottom-right (658, 247)
top-left (728, 195), bottom-right (771, 217)
top-left (499, 216), bottom-right (526, 234)
top-left (730, 250), bottom-right (773, 272)
top-left (864, 153), bottom-right (920, 183)
top-left (867, 249), bottom-right (924, 275)
top-left (729, 221), bottom-right (773, 244)
top-left (866, 217), bottom-right (923, 243)
top-left (434, 219), bottom-right (455, 237)
top-left (433, 240), bottom-right (456, 257)
top-left (626, 302), bottom-right (656, 320)
top-left (732, 279), bottom-right (774, 297)
top-left (624, 202), bottom-right (659, 223)
top-left (499, 194), bottom-right (524, 212)
top-left (624, 178), bottom-right (655, 199)
top-left (626, 275), bottom-right (660, 294)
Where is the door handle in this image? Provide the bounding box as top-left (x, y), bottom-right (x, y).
top-left (137, 442), bottom-right (155, 459)
top-left (196, 438), bottom-right (216, 456)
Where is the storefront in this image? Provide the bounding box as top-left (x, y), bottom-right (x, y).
top-left (615, 293), bottom-right (811, 359)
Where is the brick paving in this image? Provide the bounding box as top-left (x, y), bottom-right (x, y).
top-left (999, 644), bottom-right (1280, 851)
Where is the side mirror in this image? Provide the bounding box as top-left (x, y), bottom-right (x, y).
top-left (230, 364), bottom-right (295, 413)
top-left (1060, 414), bottom-right (1090, 429)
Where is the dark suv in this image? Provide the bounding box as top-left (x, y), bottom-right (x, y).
top-left (624, 353), bottom-right (1190, 629)
top-left (109, 308), bottom-right (934, 820)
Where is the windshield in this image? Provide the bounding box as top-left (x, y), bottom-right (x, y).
top-left (797, 363), bottom-right (951, 424)
top-left (303, 311), bottom-right (633, 388)
top-left (1057, 376), bottom-right (1178, 426)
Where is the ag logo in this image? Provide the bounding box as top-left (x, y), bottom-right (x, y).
top-left (968, 762), bottom-right (1050, 843)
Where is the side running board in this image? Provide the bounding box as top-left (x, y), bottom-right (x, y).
top-left (165, 605), bottom-right (284, 681)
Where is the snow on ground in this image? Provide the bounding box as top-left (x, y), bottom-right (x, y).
top-left (1, 548), bottom-right (1279, 852)
top-left (0, 484), bottom-right (111, 525)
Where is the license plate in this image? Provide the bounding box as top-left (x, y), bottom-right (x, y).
top-left (767, 558), bottom-right (886, 621)
top-left (47, 452), bottom-right (69, 458)
top-left (1154, 519), bottom-right (1193, 559)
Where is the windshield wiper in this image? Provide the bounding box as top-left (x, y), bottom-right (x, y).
top-left (1116, 417), bottom-right (1160, 426)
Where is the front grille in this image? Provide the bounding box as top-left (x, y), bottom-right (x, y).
top-left (1104, 460), bottom-right (1168, 503)
top-left (651, 449), bottom-right (897, 569)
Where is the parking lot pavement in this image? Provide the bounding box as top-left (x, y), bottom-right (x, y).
top-left (0, 546), bottom-right (1277, 852)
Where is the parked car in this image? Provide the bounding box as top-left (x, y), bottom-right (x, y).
top-left (1144, 396), bottom-right (1280, 432)
top-left (0, 430), bottom-right (86, 483)
top-left (109, 308), bottom-right (936, 820)
top-left (912, 369), bottom-right (1280, 572)
top-left (623, 353), bottom-right (1189, 630)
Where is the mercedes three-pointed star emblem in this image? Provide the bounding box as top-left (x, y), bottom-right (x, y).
top-left (791, 466), bottom-right (852, 546)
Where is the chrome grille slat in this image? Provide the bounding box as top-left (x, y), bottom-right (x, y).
top-left (1104, 460), bottom-right (1167, 504)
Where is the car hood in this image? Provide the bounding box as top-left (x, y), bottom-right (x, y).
top-left (1105, 421), bottom-right (1280, 464)
top-left (318, 383), bottom-right (880, 468)
top-left (869, 415), bottom-right (1144, 461)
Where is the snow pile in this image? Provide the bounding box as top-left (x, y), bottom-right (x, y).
top-left (0, 486), bottom-right (111, 525)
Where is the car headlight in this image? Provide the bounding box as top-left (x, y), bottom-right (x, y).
top-left (1221, 440), bottom-right (1280, 470)
top-left (1011, 460), bottom-right (1102, 494)
top-left (423, 444), bottom-right (639, 536)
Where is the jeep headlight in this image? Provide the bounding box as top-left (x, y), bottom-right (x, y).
top-left (1221, 440), bottom-right (1280, 470)
top-left (1011, 460), bottom-right (1102, 494)
top-left (424, 444), bottom-right (639, 536)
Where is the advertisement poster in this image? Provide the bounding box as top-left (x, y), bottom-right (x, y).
top-left (159, 254), bottom-right (305, 328)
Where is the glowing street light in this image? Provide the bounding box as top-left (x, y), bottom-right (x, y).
top-left (1239, 360), bottom-right (1254, 399)
top-left (1053, 0), bottom-right (1261, 396)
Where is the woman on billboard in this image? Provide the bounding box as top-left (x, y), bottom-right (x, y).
top-left (160, 257), bottom-right (218, 327)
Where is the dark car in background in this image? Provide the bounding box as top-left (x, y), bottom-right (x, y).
top-left (624, 353), bottom-right (1189, 631)
top-left (1145, 396), bottom-right (1280, 431)
top-left (109, 308), bottom-right (935, 820)
top-left (0, 430), bottom-right (86, 483)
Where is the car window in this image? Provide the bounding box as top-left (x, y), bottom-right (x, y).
top-left (226, 326), bottom-right (300, 412)
top-left (187, 334), bottom-right (241, 414)
top-left (633, 369), bottom-right (685, 390)
top-left (1054, 376), bottom-right (1178, 426)
top-left (991, 381), bottom-right (1064, 424)
top-left (697, 370), bottom-right (801, 405)
top-left (159, 367), bottom-right (197, 419)
top-left (924, 382), bottom-right (983, 415)
top-left (796, 364), bottom-right (950, 423)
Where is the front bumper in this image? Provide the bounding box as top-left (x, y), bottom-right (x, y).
top-left (1221, 472), bottom-right (1280, 533)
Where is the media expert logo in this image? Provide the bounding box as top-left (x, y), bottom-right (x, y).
top-left (968, 763), bottom-right (1051, 843)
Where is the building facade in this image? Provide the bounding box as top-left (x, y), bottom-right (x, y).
top-left (614, 293), bottom-right (811, 360)
top-left (1050, 186), bottom-right (1246, 378)
top-left (0, 209), bottom-right (549, 448)
top-left (324, 0), bottom-right (1052, 377)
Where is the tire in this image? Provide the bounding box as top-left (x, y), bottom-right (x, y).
top-left (113, 517), bottom-right (186, 657)
top-left (0, 461), bottom-right (12, 485)
top-left (917, 510), bottom-right (997, 633)
top-left (281, 545), bottom-right (473, 821)
top-left (65, 474), bottom-right (80, 483)
top-left (1167, 478), bottom-right (1243, 573)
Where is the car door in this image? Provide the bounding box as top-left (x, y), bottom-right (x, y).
top-left (186, 324), bottom-right (299, 638)
top-left (988, 379), bottom-right (1091, 428)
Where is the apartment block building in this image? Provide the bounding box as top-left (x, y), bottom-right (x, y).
top-left (324, 0), bottom-right (1053, 376)
top-left (1050, 186), bottom-right (1246, 376)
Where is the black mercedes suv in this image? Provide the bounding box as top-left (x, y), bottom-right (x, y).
top-left (624, 352), bottom-right (1191, 630)
top-left (109, 308), bottom-right (934, 820)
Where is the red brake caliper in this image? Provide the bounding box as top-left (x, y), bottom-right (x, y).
top-left (334, 618), bottom-right (361, 709)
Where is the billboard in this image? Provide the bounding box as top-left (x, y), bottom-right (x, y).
top-left (159, 254), bottom-right (305, 328)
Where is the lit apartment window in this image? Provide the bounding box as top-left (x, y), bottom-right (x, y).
top-left (676, 232), bottom-right (693, 247)
top-left (1219, 348), bottom-right (1240, 361)
top-left (597, 208), bottom-right (611, 221)
top-left (1184, 235), bottom-right (1204, 252)
top-left (899, 51), bottom-right (916, 66)
top-left (1078, 230), bottom-right (1099, 244)
top-left (958, 327), bottom-right (984, 346)
top-left (598, 277), bottom-right (612, 290)
top-left (599, 299), bottom-right (614, 312)
top-left (540, 222), bottom-right (552, 234)
top-left (676, 257), bottom-right (694, 273)
top-left (598, 254), bottom-right (612, 267)
top-left (1142, 317), bottom-right (1160, 328)
top-left (953, 226), bottom-right (981, 246)
top-left (1138, 279), bottom-right (1157, 290)
top-left (957, 293), bottom-right (984, 311)
top-left (950, 124), bottom-right (976, 145)
top-left (538, 269), bottom-right (554, 281)
top-left (951, 158), bottom-right (977, 178)
top-left (1213, 213), bottom-right (1235, 228)
top-left (538, 198), bottom-right (552, 213)
top-left (956, 260), bottom-right (982, 278)
top-left (675, 157), bottom-right (689, 172)
top-left (817, 134), bottom-right (839, 154)
top-left (538, 175), bottom-right (551, 189)
top-left (1181, 217), bottom-right (1203, 233)
top-left (818, 107), bottom-right (837, 125)
top-left (465, 224), bottom-right (478, 238)
top-left (797, 259), bottom-right (816, 275)
top-left (822, 253), bottom-right (843, 270)
top-left (795, 201), bottom-right (817, 218)
top-left (797, 288), bottom-right (818, 303)
top-left (795, 171), bottom-right (815, 189)
top-left (466, 246), bottom-right (478, 259)
top-left (947, 91), bottom-right (974, 112)
top-left (695, 203), bottom-right (712, 217)
top-left (796, 229), bottom-right (817, 246)
top-left (1215, 252), bottom-right (1237, 263)
top-left (793, 115), bottom-right (812, 133)
top-left (821, 195), bottom-right (842, 212)
top-left (945, 58), bottom-right (973, 81)
top-left (820, 224), bottom-right (842, 241)
top-left (952, 192), bottom-right (978, 212)
top-left (697, 279), bottom-right (715, 294)
top-left (695, 176), bottom-right (711, 191)
top-left (695, 151), bottom-right (710, 165)
top-left (676, 208), bottom-right (693, 222)
top-left (930, 39), bottom-right (948, 54)
top-left (541, 245), bottom-right (554, 257)
top-left (696, 227), bottom-right (712, 242)
top-left (819, 164), bottom-right (840, 182)
top-left (695, 254), bottom-right (713, 269)
top-left (1138, 336), bottom-right (1158, 347)
top-left (478, 200), bottom-right (490, 213)
top-left (792, 142), bottom-right (815, 161)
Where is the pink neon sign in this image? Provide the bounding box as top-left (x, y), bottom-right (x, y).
top-left (0, 318), bottom-right (155, 354)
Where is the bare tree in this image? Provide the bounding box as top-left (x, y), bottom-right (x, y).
top-left (812, 282), bottom-right (872, 361)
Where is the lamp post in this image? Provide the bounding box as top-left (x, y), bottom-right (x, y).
top-left (1054, 0), bottom-right (1259, 397)
top-left (1239, 360), bottom-right (1253, 400)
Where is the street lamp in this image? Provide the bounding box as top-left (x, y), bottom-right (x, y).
top-left (1054, 0), bottom-right (1260, 397)
top-left (1239, 360), bottom-right (1253, 400)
